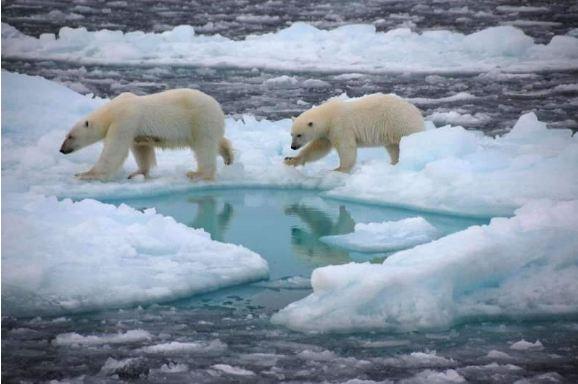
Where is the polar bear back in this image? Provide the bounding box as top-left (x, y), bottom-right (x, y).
top-left (112, 89), bottom-right (225, 147)
top-left (338, 94), bottom-right (423, 146)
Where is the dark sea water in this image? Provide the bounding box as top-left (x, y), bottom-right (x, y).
top-left (2, 1), bottom-right (578, 382)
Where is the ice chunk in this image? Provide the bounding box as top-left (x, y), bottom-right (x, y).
top-left (510, 339), bottom-right (544, 351)
top-left (321, 217), bottom-right (440, 252)
top-left (403, 369), bottom-right (465, 383)
top-left (427, 111), bottom-right (491, 127)
top-left (53, 330), bottom-right (151, 346)
top-left (1, 194), bottom-right (268, 316)
top-left (272, 200), bottom-right (578, 332)
top-left (211, 364), bottom-right (255, 376)
top-left (2, 22), bottom-right (578, 73)
top-left (138, 340), bottom-right (227, 354)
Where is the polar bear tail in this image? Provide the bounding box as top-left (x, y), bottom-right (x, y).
top-left (219, 137), bottom-right (234, 165)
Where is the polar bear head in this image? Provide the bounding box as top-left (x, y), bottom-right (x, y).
top-left (59, 114), bottom-right (108, 154)
top-left (290, 101), bottom-right (338, 149)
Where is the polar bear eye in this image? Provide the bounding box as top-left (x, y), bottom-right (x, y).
top-left (296, 134), bottom-right (302, 138)
top-left (84, 121), bottom-right (89, 128)
top-left (308, 122), bottom-right (313, 127)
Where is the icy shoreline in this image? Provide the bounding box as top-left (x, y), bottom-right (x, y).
top-left (3, 22), bottom-right (578, 74)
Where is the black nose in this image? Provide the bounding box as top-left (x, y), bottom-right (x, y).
top-left (291, 145), bottom-right (297, 150)
top-left (60, 147), bottom-right (72, 154)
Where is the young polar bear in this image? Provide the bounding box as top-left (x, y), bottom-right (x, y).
top-left (284, 94), bottom-right (423, 172)
top-left (59, 89), bottom-right (233, 181)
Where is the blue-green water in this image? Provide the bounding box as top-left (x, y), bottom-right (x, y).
top-left (106, 188), bottom-right (487, 283)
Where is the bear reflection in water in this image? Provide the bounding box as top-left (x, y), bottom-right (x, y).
top-left (285, 203), bottom-right (355, 266)
top-left (187, 196), bottom-right (234, 242)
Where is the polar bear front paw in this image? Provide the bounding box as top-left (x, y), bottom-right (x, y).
top-left (284, 156), bottom-right (301, 167)
top-left (186, 171), bottom-right (214, 182)
top-left (75, 171), bottom-right (105, 181)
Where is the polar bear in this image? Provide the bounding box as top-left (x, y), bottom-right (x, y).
top-left (284, 94), bottom-right (423, 172)
top-left (59, 89), bottom-right (233, 181)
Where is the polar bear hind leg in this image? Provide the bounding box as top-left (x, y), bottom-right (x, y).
top-left (385, 143), bottom-right (400, 165)
top-left (188, 139), bottom-right (218, 181)
top-left (128, 144), bottom-right (157, 179)
top-left (219, 137), bottom-right (234, 165)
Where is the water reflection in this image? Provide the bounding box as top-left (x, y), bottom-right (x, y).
top-left (285, 203), bottom-right (355, 266)
top-left (187, 196), bottom-right (234, 242)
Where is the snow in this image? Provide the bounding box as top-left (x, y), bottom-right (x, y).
top-left (2, 194), bottom-right (268, 316)
top-left (53, 330), bottom-right (151, 346)
top-left (3, 71), bottom-right (578, 330)
top-left (272, 200), bottom-right (578, 332)
top-left (321, 217), bottom-right (440, 252)
top-left (3, 23), bottom-right (578, 73)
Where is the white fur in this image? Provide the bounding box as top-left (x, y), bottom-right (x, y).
top-left (286, 93), bottom-right (424, 172)
top-left (60, 89), bottom-right (233, 181)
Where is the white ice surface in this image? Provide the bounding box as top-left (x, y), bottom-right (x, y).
top-left (321, 217), bottom-right (440, 252)
top-left (3, 72), bottom-right (578, 329)
top-left (53, 330), bottom-right (152, 347)
top-left (2, 23), bottom-right (578, 73)
top-left (3, 72), bottom-right (577, 218)
top-left (2, 194), bottom-right (268, 316)
top-left (273, 200), bottom-right (578, 332)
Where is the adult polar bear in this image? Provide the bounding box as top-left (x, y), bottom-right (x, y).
top-left (285, 94), bottom-right (423, 172)
top-left (60, 89), bottom-right (233, 181)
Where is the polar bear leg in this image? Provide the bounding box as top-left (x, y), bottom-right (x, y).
top-left (333, 140), bottom-right (357, 173)
top-left (128, 144), bottom-right (156, 179)
top-left (385, 143), bottom-right (400, 165)
top-left (285, 138), bottom-right (332, 166)
top-left (76, 123), bottom-right (131, 180)
top-left (188, 140), bottom-right (218, 181)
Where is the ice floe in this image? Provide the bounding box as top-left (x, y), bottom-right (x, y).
top-left (3, 71), bottom-right (577, 328)
top-left (3, 23), bottom-right (578, 73)
top-left (321, 217), bottom-right (440, 252)
top-left (272, 200), bottom-right (578, 332)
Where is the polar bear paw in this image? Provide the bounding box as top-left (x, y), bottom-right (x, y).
top-left (186, 171), bottom-right (214, 182)
top-left (75, 170), bottom-right (106, 181)
top-left (284, 156), bottom-right (302, 167)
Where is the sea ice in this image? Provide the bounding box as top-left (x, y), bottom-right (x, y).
top-left (1, 194), bottom-right (268, 316)
top-left (3, 71), bottom-right (578, 327)
top-left (272, 200), bottom-right (578, 332)
top-left (2, 23), bottom-right (577, 73)
top-left (321, 217), bottom-right (440, 252)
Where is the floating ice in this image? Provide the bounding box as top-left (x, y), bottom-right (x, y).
top-left (2, 23), bottom-right (578, 73)
top-left (53, 330), bottom-right (152, 347)
top-left (272, 200), bottom-right (578, 332)
top-left (321, 217), bottom-right (440, 252)
top-left (138, 340), bottom-right (227, 354)
top-left (1, 194), bottom-right (268, 316)
top-left (3, 72), bottom-right (578, 326)
top-left (510, 339), bottom-right (544, 351)
top-left (427, 111), bottom-right (491, 127)
top-left (211, 364), bottom-right (255, 376)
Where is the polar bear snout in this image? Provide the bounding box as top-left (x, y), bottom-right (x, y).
top-left (59, 137), bottom-right (76, 154)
